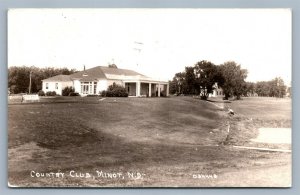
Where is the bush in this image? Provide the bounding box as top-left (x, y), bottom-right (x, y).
top-left (69, 92), bottom-right (80, 96)
top-left (87, 94), bottom-right (99, 97)
top-left (38, 90), bottom-right (45, 96)
top-left (200, 95), bottom-right (208, 100)
top-left (62, 86), bottom-right (75, 96)
top-left (160, 90), bottom-right (166, 97)
top-left (102, 83), bottom-right (128, 97)
top-left (100, 90), bottom-right (106, 97)
top-left (46, 91), bottom-right (56, 96)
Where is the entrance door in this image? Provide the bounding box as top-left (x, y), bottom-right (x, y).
top-left (81, 82), bottom-right (90, 95)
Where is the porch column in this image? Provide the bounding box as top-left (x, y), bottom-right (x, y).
top-left (136, 81), bottom-right (141, 97)
top-left (149, 83), bottom-right (152, 97)
top-left (158, 83), bottom-right (161, 97)
top-left (166, 84), bottom-right (169, 96)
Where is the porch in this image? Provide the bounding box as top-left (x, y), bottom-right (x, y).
top-left (124, 81), bottom-right (169, 97)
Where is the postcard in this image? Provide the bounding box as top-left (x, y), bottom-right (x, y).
top-left (8, 8), bottom-right (291, 187)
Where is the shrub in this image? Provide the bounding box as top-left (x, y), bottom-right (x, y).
top-left (100, 90), bottom-right (106, 97)
top-left (38, 90), bottom-right (45, 96)
top-left (102, 83), bottom-right (128, 97)
top-left (69, 92), bottom-right (80, 96)
top-left (160, 90), bottom-right (166, 97)
top-left (201, 95), bottom-right (208, 100)
top-left (46, 91), bottom-right (56, 96)
top-left (62, 86), bottom-right (75, 96)
top-left (87, 94), bottom-right (99, 97)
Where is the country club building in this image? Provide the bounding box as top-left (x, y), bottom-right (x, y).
top-left (42, 65), bottom-right (169, 97)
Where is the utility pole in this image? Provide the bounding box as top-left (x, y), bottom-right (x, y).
top-left (28, 71), bottom-right (32, 94)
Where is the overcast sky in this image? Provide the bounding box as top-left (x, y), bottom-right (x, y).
top-left (8, 9), bottom-right (291, 84)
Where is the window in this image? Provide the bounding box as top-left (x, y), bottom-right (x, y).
top-left (46, 83), bottom-right (48, 89)
top-left (80, 81), bottom-right (98, 95)
top-left (94, 82), bottom-right (97, 94)
top-left (89, 83), bottom-right (93, 94)
top-left (81, 83), bottom-right (89, 94)
top-left (81, 82), bottom-right (96, 94)
top-left (55, 83), bottom-right (58, 89)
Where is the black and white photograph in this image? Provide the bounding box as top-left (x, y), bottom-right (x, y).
top-left (7, 8), bottom-right (292, 187)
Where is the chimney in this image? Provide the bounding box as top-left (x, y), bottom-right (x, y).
top-left (84, 65), bottom-right (85, 71)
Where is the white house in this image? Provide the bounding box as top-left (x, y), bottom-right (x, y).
top-left (42, 65), bottom-right (169, 97)
top-left (209, 83), bottom-right (224, 97)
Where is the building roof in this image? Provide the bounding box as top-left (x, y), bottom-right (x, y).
top-left (42, 66), bottom-right (150, 82)
top-left (100, 66), bottom-right (145, 76)
top-left (42, 75), bottom-right (72, 82)
top-left (70, 66), bottom-right (107, 80)
top-left (70, 66), bottom-right (146, 81)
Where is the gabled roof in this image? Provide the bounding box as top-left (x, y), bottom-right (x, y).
top-left (70, 66), bottom-right (145, 81)
top-left (100, 66), bottom-right (145, 76)
top-left (42, 75), bottom-right (72, 82)
top-left (70, 66), bottom-right (107, 80)
top-left (42, 66), bottom-right (148, 82)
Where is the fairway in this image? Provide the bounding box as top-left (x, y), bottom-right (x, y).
top-left (8, 96), bottom-right (291, 187)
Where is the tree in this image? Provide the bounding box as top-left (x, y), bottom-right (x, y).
top-left (168, 60), bottom-right (248, 100)
top-left (8, 66), bottom-right (77, 94)
top-left (8, 66), bottom-right (31, 94)
top-left (255, 81), bottom-right (269, 96)
top-left (269, 77), bottom-right (286, 98)
top-left (194, 60), bottom-right (219, 100)
top-left (108, 64), bottom-right (118, 68)
top-left (242, 82), bottom-right (255, 96)
top-left (219, 61), bottom-right (248, 100)
top-left (169, 77), bottom-right (177, 95)
top-left (183, 66), bottom-right (197, 95)
top-left (170, 72), bottom-right (186, 94)
top-left (254, 77), bottom-right (286, 98)
top-left (276, 77), bottom-right (287, 98)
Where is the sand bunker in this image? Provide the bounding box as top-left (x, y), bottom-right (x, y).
top-left (251, 128), bottom-right (291, 144)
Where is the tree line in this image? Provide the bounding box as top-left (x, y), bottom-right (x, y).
top-left (169, 60), bottom-right (288, 99)
top-left (252, 78), bottom-right (288, 98)
top-left (8, 66), bottom-right (77, 94)
top-left (8, 64), bottom-right (289, 98)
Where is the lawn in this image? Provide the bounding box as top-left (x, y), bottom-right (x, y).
top-left (8, 96), bottom-right (291, 187)
top-left (225, 97), bottom-right (291, 125)
top-left (207, 97), bottom-right (291, 148)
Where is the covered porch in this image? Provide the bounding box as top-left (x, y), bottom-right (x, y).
top-left (124, 81), bottom-right (169, 97)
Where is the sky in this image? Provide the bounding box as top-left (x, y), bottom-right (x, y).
top-left (8, 9), bottom-right (291, 84)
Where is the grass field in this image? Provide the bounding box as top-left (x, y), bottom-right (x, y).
top-left (8, 96), bottom-right (291, 187)
top-left (208, 97), bottom-right (291, 148)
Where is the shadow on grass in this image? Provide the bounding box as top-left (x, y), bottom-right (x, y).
top-left (34, 124), bottom-right (225, 168)
top-left (206, 99), bottom-right (231, 104)
top-left (9, 117), bottom-right (251, 172)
